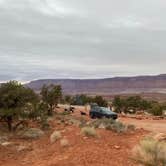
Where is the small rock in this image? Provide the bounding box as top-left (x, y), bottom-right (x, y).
top-left (64, 122), bottom-right (70, 126)
top-left (1, 142), bottom-right (13, 146)
top-left (114, 145), bottom-right (120, 149)
top-left (60, 139), bottom-right (69, 147)
top-left (61, 129), bottom-right (66, 133)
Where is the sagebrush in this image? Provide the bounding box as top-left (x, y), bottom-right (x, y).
top-left (132, 137), bottom-right (166, 166)
top-left (81, 127), bottom-right (97, 137)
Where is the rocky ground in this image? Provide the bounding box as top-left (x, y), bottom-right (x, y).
top-left (0, 106), bottom-right (165, 166)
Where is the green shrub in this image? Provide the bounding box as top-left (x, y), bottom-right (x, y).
top-left (41, 121), bottom-right (50, 130)
top-left (90, 118), bottom-right (126, 133)
top-left (93, 96), bottom-right (108, 107)
top-left (18, 128), bottom-right (44, 139)
top-left (40, 84), bottom-right (62, 116)
top-left (69, 118), bottom-right (82, 126)
top-left (40, 116), bottom-right (50, 130)
top-left (133, 137), bottom-right (166, 166)
top-left (108, 121), bottom-right (126, 133)
top-left (81, 127), bottom-right (97, 137)
top-left (113, 96), bottom-right (152, 114)
top-left (0, 81), bottom-right (39, 131)
top-left (59, 111), bottom-right (71, 116)
top-left (70, 94), bottom-right (107, 106)
top-left (150, 103), bottom-right (163, 116)
top-left (90, 118), bottom-right (114, 128)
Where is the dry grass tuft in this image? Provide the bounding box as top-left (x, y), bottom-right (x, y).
top-left (89, 118), bottom-right (128, 133)
top-left (81, 127), bottom-right (97, 137)
top-left (50, 131), bottom-right (61, 143)
top-left (127, 124), bottom-right (136, 131)
top-left (132, 137), bottom-right (166, 166)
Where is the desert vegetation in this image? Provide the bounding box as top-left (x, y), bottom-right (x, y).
top-left (81, 127), bottom-right (97, 137)
top-left (133, 137), bottom-right (166, 166)
top-left (113, 96), bottom-right (166, 116)
top-left (0, 81), bottom-right (165, 133)
top-left (40, 84), bottom-right (62, 115)
top-left (89, 118), bottom-right (131, 133)
top-left (0, 81), bottom-right (62, 131)
top-left (0, 80), bottom-right (165, 166)
top-left (0, 81), bottom-right (39, 131)
top-left (50, 131), bottom-right (62, 143)
top-left (63, 94), bottom-right (108, 107)
top-left (63, 94), bottom-right (166, 116)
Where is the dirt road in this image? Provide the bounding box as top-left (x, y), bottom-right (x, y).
top-left (66, 105), bottom-right (166, 133)
top-left (120, 117), bottom-right (166, 133)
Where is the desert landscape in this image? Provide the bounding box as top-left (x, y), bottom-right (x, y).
top-left (0, 107), bottom-right (147, 166)
top-left (1, 105), bottom-right (166, 166)
top-left (0, 81), bottom-right (166, 166)
top-left (1, 0), bottom-right (166, 165)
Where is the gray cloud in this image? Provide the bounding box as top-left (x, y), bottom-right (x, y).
top-left (0, 0), bottom-right (166, 81)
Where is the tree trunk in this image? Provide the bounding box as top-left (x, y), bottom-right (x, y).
top-left (13, 120), bottom-right (28, 131)
top-left (6, 116), bottom-right (12, 131)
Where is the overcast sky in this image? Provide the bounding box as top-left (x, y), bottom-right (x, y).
top-left (0, 0), bottom-right (166, 82)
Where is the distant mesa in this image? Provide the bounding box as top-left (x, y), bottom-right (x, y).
top-left (25, 74), bottom-right (166, 95)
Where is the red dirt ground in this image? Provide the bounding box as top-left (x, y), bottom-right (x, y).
top-left (0, 106), bottom-right (159, 166)
top-left (0, 125), bottom-right (147, 166)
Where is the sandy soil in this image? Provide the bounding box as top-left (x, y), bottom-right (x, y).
top-left (120, 117), bottom-right (166, 133)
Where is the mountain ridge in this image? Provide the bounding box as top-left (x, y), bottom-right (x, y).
top-left (25, 74), bottom-right (166, 95)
